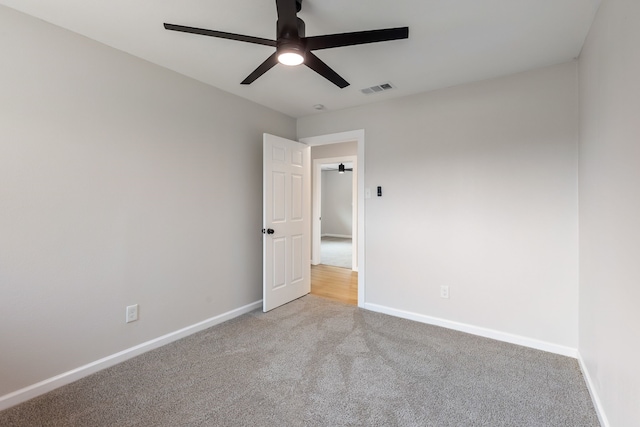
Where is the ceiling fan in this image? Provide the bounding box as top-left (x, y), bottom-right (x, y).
top-left (325, 163), bottom-right (353, 173)
top-left (164, 0), bottom-right (409, 88)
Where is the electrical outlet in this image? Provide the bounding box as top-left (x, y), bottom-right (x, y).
top-left (440, 285), bottom-right (449, 299)
top-left (126, 304), bottom-right (139, 323)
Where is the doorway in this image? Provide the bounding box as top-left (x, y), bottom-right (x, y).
top-left (299, 130), bottom-right (365, 307)
top-left (312, 156), bottom-right (357, 271)
top-left (310, 156), bottom-right (357, 306)
top-left (318, 161), bottom-right (354, 269)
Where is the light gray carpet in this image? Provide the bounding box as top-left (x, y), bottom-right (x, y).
top-left (320, 236), bottom-right (352, 269)
top-left (0, 295), bottom-right (599, 426)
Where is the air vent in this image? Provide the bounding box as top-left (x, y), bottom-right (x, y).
top-left (361, 82), bottom-right (395, 95)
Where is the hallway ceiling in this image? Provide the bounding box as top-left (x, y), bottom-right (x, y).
top-left (0, 0), bottom-right (600, 118)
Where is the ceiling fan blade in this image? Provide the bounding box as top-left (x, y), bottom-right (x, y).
top-left (305, 27), bottom-right (409, 51)
top-left (164, 23), bottom-right (276, 47)
top-left (241, 52), bottom-right (279, 85)
top-left (304, 52), bottom-right (349, 89)
top-left (275, 0), bottom-right (300, 36)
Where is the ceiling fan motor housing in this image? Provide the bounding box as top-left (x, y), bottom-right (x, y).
top-left (277, 16), bottom-right (305, 40)
top-left (276, 16), bottom-right (306, 63)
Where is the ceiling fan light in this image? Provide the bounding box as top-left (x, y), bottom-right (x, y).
top-left (278, 51), bottom-right (304, 66)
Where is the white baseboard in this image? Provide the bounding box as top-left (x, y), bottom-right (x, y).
top-left (578, 353), bottom-right (610, 427)
top-left (0, 300), bottom-right (262, 412)
top-left (364, 303), bottom-right (578, 358)
top-left (321, 234), bottom-right (352, 239)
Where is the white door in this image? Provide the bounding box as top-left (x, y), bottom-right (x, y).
top-left (263, 133), bottom-right (310, 312)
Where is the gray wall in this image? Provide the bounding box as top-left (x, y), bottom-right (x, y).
top-left (299, 62), bottom-right (579, 350)
top-left (579, 0), bottom-right (640, 425)
top-left (310, 141), bottom-right (358, 160)
top-left (0, 6), bottom-right (295, 397)
top-left (321, 170), bottom-right (353, 237)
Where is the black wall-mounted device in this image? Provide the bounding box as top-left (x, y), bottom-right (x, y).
top-left (377, 186), bottom-right (382, 197)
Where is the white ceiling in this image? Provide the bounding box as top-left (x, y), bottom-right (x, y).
top-left (1, 0), bottom-right (600, 118)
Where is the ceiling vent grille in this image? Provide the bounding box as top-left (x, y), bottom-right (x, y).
top-left (361, 82), bottom-right (395, 95)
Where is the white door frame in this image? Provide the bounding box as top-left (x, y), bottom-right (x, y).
top-left (312, 155), bottom-right (357, 271)
top-left (299, 130), bottom-right (365, 308)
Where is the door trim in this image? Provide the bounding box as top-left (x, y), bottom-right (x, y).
top-left (299, 130), bottom-right (365, 308)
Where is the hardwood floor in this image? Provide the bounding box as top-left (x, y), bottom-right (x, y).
top-left (310, 264), bottom-right (358, 306)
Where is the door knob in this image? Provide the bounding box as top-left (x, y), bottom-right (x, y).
top-left (262, 228), bottom-right (275, 234)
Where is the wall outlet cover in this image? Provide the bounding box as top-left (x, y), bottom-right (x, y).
top-left (440, 286), bottom-right (450, 299)
top-left (126, 304), bottom-right (139, 323)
